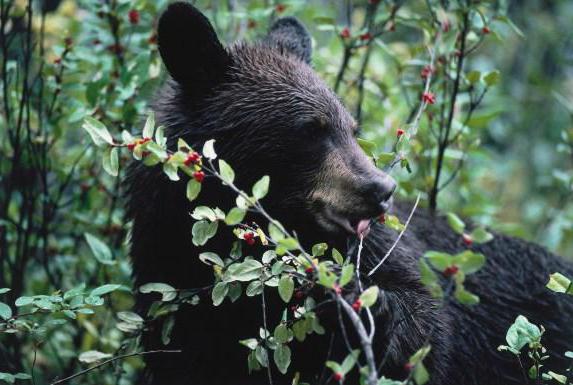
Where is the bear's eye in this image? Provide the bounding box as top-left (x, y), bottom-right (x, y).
top-left (297, 118), bottom-right (327, 138)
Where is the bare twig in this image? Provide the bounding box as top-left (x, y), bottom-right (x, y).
top-left (367, 194), bottom-right (421, 277)
top-left (49, 350), bottom-right (181, 385)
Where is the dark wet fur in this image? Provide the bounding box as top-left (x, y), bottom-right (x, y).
top-left (127, 4), bottom-right (573, 384)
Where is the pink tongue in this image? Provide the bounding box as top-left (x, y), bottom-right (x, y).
top-left (356, 219), bottom-right (371, 238)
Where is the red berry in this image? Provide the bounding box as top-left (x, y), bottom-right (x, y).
top-left (482, 26), bottom-right (491, 34)
top-left (443, 265), bottom-right (459, 277)
top-left (441, 19), bottom-right (450, 32)
top-left (127, 143), bottom-right (136, 151)
top-left (396, 128), bottom-right (405, 137)
top-left (243, 232), bottom-right (255, 245)
top-left (290, 305), bottom-right (298, 312)
top-left (359, 32), bottom-right (372, 41)
top-left (128, 9), bottom-right (140, 25)
top-left (141, 151), bottom-right (151, 158)
top-left (421, 65), bottom-right (433, 79)
top-left (404, 362), bottom-right (414, 372)
top-left (379, 214), bottom-right (386, 224)
top-left (107, 43), bottom-right (124, 55)
top-left (305, 267), bottom-right (314, 274)
top-left (193, 171), bottom-right (205, 183)
top-left (294, 290), bottom-right (304, 300)
top-left (275, 4), bottom-right (286, 13)
top-left (184, 151), bottom-right (200, 166)
top-left (333, 373), bottom-right (343, 382)
top-left (352, 299), bottom-right (362, 311)
top-left (148, 34), bottom-right (158, 45)
top-left (340, 27), bottom-right (350, 39)
top-left (422, 91), bottom-right (436, 105)
top-left (53, 57), bottom-right (61, 65)
top-left (462, 233), bottom-right (473, 247)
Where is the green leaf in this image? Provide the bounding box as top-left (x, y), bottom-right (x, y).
top-left (425, 251), bottom-right (451, 271)
top-left (454, 286), bottom-right (480, 305)
top-left (466, 70), bottom-right (481, 84)
top-left (142, 112), bottom-right (155, 139)
top-left (212, 282), bottom-right (228, 306)
top-left (311, 243), bottom-right (328, 257)
top-left (273, 345), bottom-right (291, 374)
top-left (14, 297), bottom-right (33, 307)
top-left (453, 251), bottom-right (486, 274)
top-left (255, 345), bottom-right (269, 367)
top-left (90, 284), bottom-right (121, 297)
top-left (163, 162), bottom-right (179, 181)
top-left (0, 302), bottom-right (12, 320)
top-left (278, 276), bottom-right (294, 303)
top-left (340, 350), bottom-right (359, 374)
top-left (84, 232), bottom-right (114, 265)
top-left (186, 179), bottom-right (201, 201)
top-left (225, 207), bottom-right (246, 225)
top-left (274, 324), bottom-right (290, 344)
top-left (139, 283), bottom-right (177, 301)
top-left (117, 311), bottom-right (144, 324)
top-left (82, 117), bottom-right (113, 147)
top-left (505, 315), bottom-right (541, 351)
top-left (262, 250), bottom-right (277, 264)
top-left (332, 248), bottom-right (344, 265)
top-left (484, 70), bottom-right (501, 86)
top-left (0, 288), bottom-right (10, 295)
top-left (413, 362), bottom-right (430, 385)
top-left (268, 223), bottom-right (285, 242)
top-left (357, 138), bottom-right (377, 156)
top-left (547, 273), bottom-right (573, 295)
top-left (79, 350), bottom-right (113, 364)
top-left (0, 373), bottom-right (15, 384)
top-left (240, 338), bottom-right (258, 350)
top-left (192, 220), bottom-right (218, 246)
top-left (202, 139), bottom-right (217, 159)
top-left (226, 260), bottom-right (263, 282)
top-left (102, 147), bottom-right (119, 177)
top-left (246, 280), bottom-right (263, 296)
top-left (470, 227), bottom-right (493, 243)
top-left (446, 212), bottom-right (465, 234)
top-left (385, 215), bottom-right (405, 232)
top-left (191, 206), bottom-right (218, 222)
top-left (252, 175), bottom-right (270, 200)
top-left (339, 264), bottom-right (354, 287)
top-left (199, 252), bottom-right (224, 267)
top-left (13, 373), bottom-right (32, 380)
top-left (218, 160), bottom-right (235, 185)
top-left (359, 286), bottom-right (379, 308)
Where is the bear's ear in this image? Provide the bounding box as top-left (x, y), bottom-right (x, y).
top-left (158, 2), bottom-right (230, 94)
top-left (265, 17), bottom-right (312, 64)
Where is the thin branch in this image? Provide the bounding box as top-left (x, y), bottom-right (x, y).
top-left (49, 350), bottom-right (181, 385)
top-left (367, 194), bottom-right (421, 277)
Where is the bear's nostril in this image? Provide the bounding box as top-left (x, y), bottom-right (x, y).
top-left (379, 180), bottom-right (396, 202)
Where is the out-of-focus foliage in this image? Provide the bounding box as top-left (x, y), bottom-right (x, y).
top-left (0, 0), bottom-right (571, 384)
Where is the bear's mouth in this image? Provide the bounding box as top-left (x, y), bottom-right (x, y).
top-left (321, 205), bottom-right (386, 237)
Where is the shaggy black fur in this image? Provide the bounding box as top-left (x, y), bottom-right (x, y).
top-left (127, 3), bottom-right (573, 384)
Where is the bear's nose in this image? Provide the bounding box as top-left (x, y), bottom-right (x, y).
top-left (362, 175), bottom-right (397, 212)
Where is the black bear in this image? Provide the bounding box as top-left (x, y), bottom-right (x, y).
top-left (126, 3), bottom-right (573, 384)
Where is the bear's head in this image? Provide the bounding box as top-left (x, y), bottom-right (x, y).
top-left (157, 2), bottom-right (396, 239)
